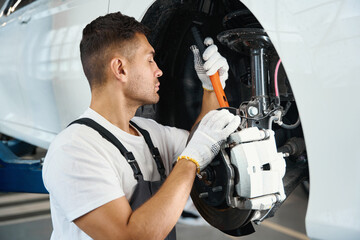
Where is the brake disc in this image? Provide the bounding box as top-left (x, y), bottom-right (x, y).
top-left (190, 147), bottom-right (255, 236)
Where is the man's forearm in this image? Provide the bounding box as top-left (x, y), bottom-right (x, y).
top-left (127, 159), bottom-right (197, 240)
top-left (193, 90), bottom-right (220, 128)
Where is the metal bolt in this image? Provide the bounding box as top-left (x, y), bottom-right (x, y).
top-left (199, 192), bottom-right (209, 199)
top-left (212, 186), bottom-right (223, 192)
top-left (248, 106), bottom-right (259, 117)
top-left (283, 152), bottom-right (290, 157)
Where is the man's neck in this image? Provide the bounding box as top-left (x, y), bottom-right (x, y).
top-left (89, 87), bottom-right (139, 135)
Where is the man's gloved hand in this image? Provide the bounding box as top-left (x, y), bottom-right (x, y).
top-left (190, 37), bottom-right (229, 91)
top-left (178, 109), bottom-right (240, 173)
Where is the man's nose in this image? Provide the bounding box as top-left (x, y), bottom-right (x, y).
top-left (155, 68), bottom-right (163, 78)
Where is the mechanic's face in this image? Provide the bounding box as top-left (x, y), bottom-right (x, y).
top-left (124, 33), bottom-right (163, 106)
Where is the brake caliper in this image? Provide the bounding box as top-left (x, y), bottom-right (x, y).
top-left (227, 127), bottom-right (286, 212)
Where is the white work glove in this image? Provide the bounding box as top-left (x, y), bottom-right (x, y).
top-left (178, 109), bottom-right (240, 173)
top-left (190, 37), bottom-right (229, 91)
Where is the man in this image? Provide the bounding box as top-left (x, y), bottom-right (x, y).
top-left (42, 12), bottom-right (240, 240)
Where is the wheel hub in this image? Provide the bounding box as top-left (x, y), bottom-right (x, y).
top-left (190, 146), bottom-right (255, 236)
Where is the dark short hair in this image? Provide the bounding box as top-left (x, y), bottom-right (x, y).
top-left (80, 12), bottom-right (150, 89)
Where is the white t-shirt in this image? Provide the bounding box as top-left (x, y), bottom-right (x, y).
top-left (42, 108), bottom-right (189, 239)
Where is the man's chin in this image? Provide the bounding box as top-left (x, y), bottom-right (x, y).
top-left (153, 96), bottom-right (160, 104)
top-left (143, 96), bottom-right (159, 105)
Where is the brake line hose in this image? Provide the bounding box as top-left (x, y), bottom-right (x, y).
top-left (280, 118), bottom-right (301, 129)
top-left (275, 59), bottom-right (301, 129)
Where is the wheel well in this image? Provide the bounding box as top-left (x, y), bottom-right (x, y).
top-left (140, 0), bottom-right (255, 130)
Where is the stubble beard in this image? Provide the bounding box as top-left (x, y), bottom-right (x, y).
top-left (126, 75), bottom-right (160, 107)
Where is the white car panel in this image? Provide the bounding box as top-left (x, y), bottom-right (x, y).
top-left (241, 0), bottom-right (360, 239)
top-left (0, 0), bottom-right (109, 148)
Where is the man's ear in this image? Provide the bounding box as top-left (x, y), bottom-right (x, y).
top-left (110, 57), bottom-right (128, 83)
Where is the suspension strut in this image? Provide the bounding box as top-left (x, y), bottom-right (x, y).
top-left (218, 28), bottom-right (273, 128)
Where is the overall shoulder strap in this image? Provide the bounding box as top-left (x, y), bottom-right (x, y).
top-left (130, 120), bottom-right (167, 180)
top-left (68, 118), bottom-right (142, 179)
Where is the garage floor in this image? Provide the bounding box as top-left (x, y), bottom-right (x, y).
top-left (0, 185), bottom-right (308, 240)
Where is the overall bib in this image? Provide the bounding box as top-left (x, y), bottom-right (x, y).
top-left (69, 118), bottom-right (176, 240)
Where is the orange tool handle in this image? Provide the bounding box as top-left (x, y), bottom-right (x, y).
top-left (210, 72), bottom-right (229, 107)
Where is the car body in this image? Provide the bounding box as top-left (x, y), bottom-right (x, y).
top-left (0, 0), bottom-right (359, 239)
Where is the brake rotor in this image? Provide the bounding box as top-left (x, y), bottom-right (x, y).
top-left (190, 149), bottom-right (255, 236)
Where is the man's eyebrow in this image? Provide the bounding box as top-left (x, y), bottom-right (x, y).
top-left (148, 50), bottom-right (155, 57)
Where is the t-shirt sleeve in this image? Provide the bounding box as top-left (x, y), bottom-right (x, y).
top-left (140, 119), bottom-right (189, 168)
top-left (43, 135), bottom-right (124, 222)
top-left (159, 125), bottom-right (189, 164)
